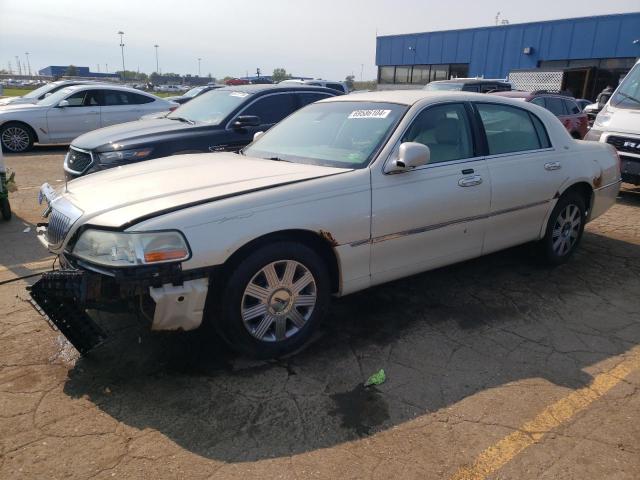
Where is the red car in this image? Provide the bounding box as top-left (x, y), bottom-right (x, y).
top-left (224, 78), bottom-right (250, 86)
top-left (490, 91), bottom-right (589, 139)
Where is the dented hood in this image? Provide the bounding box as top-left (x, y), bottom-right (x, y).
top-left (63, 152), bottom-right (349, 227)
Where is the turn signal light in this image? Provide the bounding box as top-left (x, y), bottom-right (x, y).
top-left (144, 248), bottom-right (189, 263)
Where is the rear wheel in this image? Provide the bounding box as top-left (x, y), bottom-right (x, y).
top-left (210, 241), bottom-right (330, 358)
top-left (540, 192), bottom-right (586, 265)
top-left (0, 122), bottom-right (34, 153)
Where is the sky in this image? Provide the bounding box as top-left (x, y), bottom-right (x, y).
top-left (0, 0), bottom-right (638, 81)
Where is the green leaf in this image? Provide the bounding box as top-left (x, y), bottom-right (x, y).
top-left (364, 369), bottom-right (386, 387)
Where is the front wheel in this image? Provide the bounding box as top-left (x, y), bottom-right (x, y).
top-left (210, 241), bottom-right (330, 358)
top-left (540, 193), bottom-right (586, 265)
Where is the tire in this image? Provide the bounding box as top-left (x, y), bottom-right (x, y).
top-left (0, 122), bottom-right (35, 153)
top-left (0, 197), bottom-right (11, 221)
top-left (209, 241), bottom-right (330, 358)
top-left (540, 192), bottom-right (586, 265)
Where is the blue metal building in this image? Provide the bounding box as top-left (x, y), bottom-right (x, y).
top-left (376, 12), bottom-right (640, 99)
top-left (38, 66), bottom-right (120, 79)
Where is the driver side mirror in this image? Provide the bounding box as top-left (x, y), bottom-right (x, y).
top-left (253, 131), bottom-right (265, 142)
top-left (386, 142), bottom-right (430, 173)
top-left (57, 100), bottom-right (69, 108)
top-left (44, 92), bottom-right (53, 98)
top-left (232, 115), bottom-right (261, 128)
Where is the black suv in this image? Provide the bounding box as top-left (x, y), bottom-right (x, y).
top-left (424, 79), bottom-right (512, 93)
top-left (64, 85), bottom-right (341, 179)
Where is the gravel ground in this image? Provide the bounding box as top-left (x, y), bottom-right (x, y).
top-left (1, 148), bottom-right (639, 479)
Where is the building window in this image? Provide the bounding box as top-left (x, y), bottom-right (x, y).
top-left (411, 65), bottom-right (431, 84)
top-left (378, 63), bottom-right (470, 85)
top-left (395, 66), bottom-right (411, 84)
top-left (430, 65), bottom-right (449, 81)
top-left (379, 66), bottom-right (395, 84)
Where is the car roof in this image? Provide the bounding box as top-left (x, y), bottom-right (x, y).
top-left (321, 90), bottom-right (545, 106)
top-left (59, 84), bottom-right (155, 94)
top-left (216, 84), bottom-right (340, 94)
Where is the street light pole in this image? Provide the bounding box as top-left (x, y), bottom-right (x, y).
top-left (154, 44), bottom-right (159, 74)
top-left (117, 31), bottom-right (126, 82)
top-left (197, 57), bottom-right (202, 76)
top-left (25, 52), bottom-right (31, 76)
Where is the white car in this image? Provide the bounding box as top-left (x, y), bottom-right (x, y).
top-left (0, 80), bottom-right (103, 107)
top-left (0, 85), bottom-right (178, 152)
top-left (31, 91), bottom-right (620, 358)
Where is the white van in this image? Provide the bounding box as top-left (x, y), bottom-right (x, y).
top-left (585, 58), bottom-right (640, 185)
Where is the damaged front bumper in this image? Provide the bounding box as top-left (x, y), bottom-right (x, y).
top-left (28, 257), bottom-right (210, 355)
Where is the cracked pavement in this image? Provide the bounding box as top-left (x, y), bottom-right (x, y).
top-left (1, 148), bottom-right (639, 479)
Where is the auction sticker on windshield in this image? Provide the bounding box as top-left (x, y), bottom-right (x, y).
top-left (348, 109), bottom-right (392, 119)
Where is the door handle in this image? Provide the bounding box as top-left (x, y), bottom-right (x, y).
top-left (544, 161), bottom-right (562, 171)
top-left (458, 175), bottom-right (483, 187)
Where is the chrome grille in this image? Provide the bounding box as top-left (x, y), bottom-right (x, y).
top-left (65, 148), bottom-right (93, 173)
top-left (606, 135), bottom-right (640, 156)
top-left (46, 209), bottom-right (72, 246)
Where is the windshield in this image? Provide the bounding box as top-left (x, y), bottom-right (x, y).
top-left (167, 90), bottom-right (251, 124)
top-left (610, 62), bottom-right (640, 110)
top-left (243, 101), bottom-right (407, 169)
top-left (184, 86), bottom-right (206, 98)
top-left (37, 87), bottom-right (76, 106)
top-left (424, 82), bottom-right (464, 91)
top-left (22, 82), bottom-right (61, 99)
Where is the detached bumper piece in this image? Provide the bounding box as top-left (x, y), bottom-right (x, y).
top-left (28, 270), bottom-right (107, 355)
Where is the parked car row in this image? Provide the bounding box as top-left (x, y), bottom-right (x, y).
top-left (29, 85), bottom-right (621, 358)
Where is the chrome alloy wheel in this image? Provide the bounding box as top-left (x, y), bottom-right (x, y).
top-left (552, 204), bottom-right (581, 256)
top-left (1, 126), bottom-right (30, 152)
top-left (241, 260), bottom-right (317, 342)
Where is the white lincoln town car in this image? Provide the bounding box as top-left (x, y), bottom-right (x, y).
top-left (31, 91), bottom-right (621, 358)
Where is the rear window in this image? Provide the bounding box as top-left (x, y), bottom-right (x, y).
top-left (476, 103), bottom-right (544, 155)
top-left (544, 97), bottom-right (567, 116)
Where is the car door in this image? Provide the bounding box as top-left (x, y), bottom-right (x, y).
top-left (475, 102), bottom-right (565, 253)
top-left (370, 102), bottom-right (491, 285)
top-left (100, 90), bottom-right (153, 127)
top-left (45, 89), bottom-right (101, 142)
top-left (218, 92), bottom-right (297, 152)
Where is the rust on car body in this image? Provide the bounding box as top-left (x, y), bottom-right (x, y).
top-left (319, 230), bottom-right (339, 247)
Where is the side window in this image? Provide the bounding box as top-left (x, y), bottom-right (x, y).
top-left (530, 97), bottom-right (546, 108)
top-left (103, 90), bottom-right (130, 106)
top-left (242, 94), bottom-right (296, 125)
top-left (326, 83), bottom-right (344, 92)
top-left (544, 97), bottom-right (566, 116)
top-left (402, 103), bottom-right (474, 164)
top-left (462, 85), bottom-right (480, 92)
top-left (297, 93), bottom-right (332, 108)
top-left (564, 99), bottom-right (580, 115)
top-left (529, 113), bottom-right (552, 149)
top-left (126, 92), bottom-right (154, 104)
top-left (64, 91), bottom-right (89, 107)
top-left (476, 103), bottom-right (542, 155)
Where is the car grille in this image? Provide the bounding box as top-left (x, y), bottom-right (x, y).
top-left (46, 209), bottom-right (72, 246)
top-left (605, 135), bottom-right (640, 156)
top-left (65, 148), bottom-right (93, 173)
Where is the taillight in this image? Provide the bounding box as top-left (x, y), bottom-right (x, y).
top-left (169, 106), bottom-right (178, 112)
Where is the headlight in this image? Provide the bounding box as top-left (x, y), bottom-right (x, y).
top-left (98, 148), bottom-right (153, 164)
top-left (593, 106), bottom-right (611, 129)
top-left (72, 230), bottom-right (190, 267)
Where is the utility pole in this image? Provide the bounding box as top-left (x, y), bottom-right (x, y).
top-left (8, 61), bottom-right (12, 75)
top-left (15, 56), bottom-right (22, 76)
top-left (117, 31), bottom-right (126, 81)
top-left (154, 44), bottom-right (159, 74)
top-left (24, 52), bottom-right (31, 76)
top-left (197, 58), bottom-right (202, 76)
top-left (105, 63), bottom-right (108, 73)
